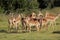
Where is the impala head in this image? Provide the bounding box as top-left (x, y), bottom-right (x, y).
top-left (38, 11), bottom-right (43, 16)
top-left (37, 11), bottom-right (43, 19)
top-left (32, 12), bottom-right (36, 16)
top-left (31, 12), bottom-right (36, 18)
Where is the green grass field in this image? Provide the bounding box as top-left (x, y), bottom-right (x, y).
top-left (0, 7), bottom-right (60, 40)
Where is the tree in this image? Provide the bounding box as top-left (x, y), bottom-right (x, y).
top-left (0, 0), bottom-right (39, 14)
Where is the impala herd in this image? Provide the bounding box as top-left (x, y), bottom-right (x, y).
top-left (8, 11), bottom-right (60, 32)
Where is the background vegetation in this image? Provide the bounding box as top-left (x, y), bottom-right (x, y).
top-left (0, 0), bottom-right (60, 14)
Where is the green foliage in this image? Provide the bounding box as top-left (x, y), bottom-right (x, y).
top-left (0, 0), bottom-right (57, 14)
top-left (0, 0), bottom-right (39, 14)
top-left (29, 0), bottom-right (39, 9)
top-left (0, 7), bottom-right (4, 13)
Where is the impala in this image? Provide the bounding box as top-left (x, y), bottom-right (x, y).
top-left (38, 14), bottom-right (48, 30)
top-left (45, 11), bottom-right (60, 30)
top-left (8, 13), bottom-right (22, 32)
top-left (8, 13), bottom-right (15, 32)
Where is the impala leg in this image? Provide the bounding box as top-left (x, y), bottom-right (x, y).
top-left (28, 26), bottom-right (31, 32)
top-left (40, 24), bottom-right (42, 30)
top-left (54, 21), bottom-right (56, 26)
top-left (53, 21), bottom-right (56, 31)
top-left (50, 22), bottom-right (54, 31)
top-left (8, 23), bottom-right (12, 32)
top-left (53, 22), bottom-right (55, 31)
top-left (16, 24), bottom-right (18, 32)
top-left (17, 23), bottom-right (19, 32)
top-left (45, 24), bottom-right (48, 31)
top-left (36, 26), bottom-right (39, 31)
top-left (14, 23), bottom-right (18, 32)
top-left (22, 22), bottom-right (26, 31)
top-left (24, 24), bottom-right (27, 31)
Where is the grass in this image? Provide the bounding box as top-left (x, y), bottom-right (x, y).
top-left (0, 31), bottom-right (60, 40)
top-left (0, 7), bottom-right (60, 40)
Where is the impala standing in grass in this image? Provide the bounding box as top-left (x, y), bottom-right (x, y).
top-left (8, 13), bottom-right (22, 32)
top-left (45, 11), bottom-right (60, 30)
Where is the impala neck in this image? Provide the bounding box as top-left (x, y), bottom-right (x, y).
top-left (54, 14), bottom-right (60, 20)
